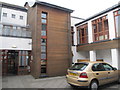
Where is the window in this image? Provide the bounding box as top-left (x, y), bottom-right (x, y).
top-left (102, 63), bottom-right (113, 71)
top-left (42, 24), bottom-right (47, 30)
top-left (41, 13), bottom-right (47, 18)
top-left (114, 10), bottom-right (120, 37)
top-left (12, 14), bottom-right (16, 18)
top-left (41, 39), bottom-right (46, 45)
top-left (77, 23), bottom-right (88, 44)
top-left (92, 63), bottom-right (105, 71)
top-left (71, 26), bottom-right (74, 46)
top-left (41, 53), bottom-right (46, 59)
top-left (92, 15), bottom-right (109, 41)
top-left (3, 13), bottom-right (7, 17)
top-left (41, 46), bottom-right (46, 52)
top-left (20, 16), bottom-right (23, 20)
top-left (69, 63), bottom-right (88, 71)
top-left (41, 12), bottom-right (47, 74)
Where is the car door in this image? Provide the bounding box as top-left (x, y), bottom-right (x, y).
top-left (92, 63), bottom-right (109, 85)
top-left (102, 63), bottom-right (118, 83)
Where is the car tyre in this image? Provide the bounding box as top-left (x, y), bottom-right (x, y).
top-left (90, 80), bottom-right (98, 90)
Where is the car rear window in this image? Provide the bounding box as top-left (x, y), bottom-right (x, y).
top-left (69, 63), bottom-right (88, 71)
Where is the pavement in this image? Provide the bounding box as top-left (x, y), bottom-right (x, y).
top-left (2, 75), bottom-right (120, 89)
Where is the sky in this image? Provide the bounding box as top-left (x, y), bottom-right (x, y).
top-left (0, 0), bottom-right (120, 19)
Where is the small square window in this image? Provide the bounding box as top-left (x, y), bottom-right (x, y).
top-left (12, 14), bottom-right (16, 18)
top-left (20, 16), bottom-right (23, 20)
top-left (42, 19), bottom-right (47, 23)
top-left (3, 13), bottom-right (7, 17)
top-left (41, 13), bottom-right (47, 18)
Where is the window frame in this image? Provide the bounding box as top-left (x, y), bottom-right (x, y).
top-left (114, 10), bottom-right (120, 38)
top-left (77, 23), bottom-right (88, 44)
top-left (92, 15), bottom-right (109, 42)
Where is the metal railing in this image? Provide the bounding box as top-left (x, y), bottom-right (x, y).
top-left (0, 27), bottom-right (31, 38)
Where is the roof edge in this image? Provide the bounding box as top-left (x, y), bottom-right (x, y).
top-left (75, 3), bottom-right (120, 26)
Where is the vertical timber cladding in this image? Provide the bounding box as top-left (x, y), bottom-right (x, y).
top-left (37, 5), bottom-right (72, 77)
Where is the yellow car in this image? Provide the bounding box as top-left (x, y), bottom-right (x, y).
top-left (66, 61), bottom-right (120, 89)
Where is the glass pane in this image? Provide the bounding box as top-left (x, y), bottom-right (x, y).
top-left (41, 46), bottom-right (46, 52)
top-left (41, 60), bottom-right (46, 65)
top-left (41, 13), bottom-right (47, 18)
top-left (42, 19), bottom-right (46, 23)
top-left (118, 10), bottom-right (120, 14)
top-left (41, 31), bottom-right (46, 36)
top-left (98, 22), bottom-right (102, 32)
top-left (41, 53), bottom-right (46, 59)
top-left (41, 39), bottom-right (46, 45)
top-left (115, 16), bottom-right (120, 37)
top-left (42, 24), bottom-right (47, 30)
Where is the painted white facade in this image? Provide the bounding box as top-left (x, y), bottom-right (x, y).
top-left (0, 37), bottom-right (32, 50)
top-left (73, 4), bottom-right (120, 70)
top-left (71, 17), bottom-right (90, 63)
top-left (0, 2), bottom-right (32, 51)
top-left (1, 8), bottom-right (27, 27)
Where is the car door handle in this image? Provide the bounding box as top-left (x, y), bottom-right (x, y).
top-left (96, 73), bottom-right (99, 75)
top-left (108, 72), bottom-right (110, 74)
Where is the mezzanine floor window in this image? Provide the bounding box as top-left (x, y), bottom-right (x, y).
top-left (92, 15), bottom-right (109, 41)
top-left (77, 23), bottom-right (88, 44)
top-left (114, 10), bottom-right (120, 37)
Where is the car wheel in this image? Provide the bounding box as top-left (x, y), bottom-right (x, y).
top-left (90, 80), bottom-right (98, 90)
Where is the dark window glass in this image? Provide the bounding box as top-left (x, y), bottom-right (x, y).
top-left (41, 39), bottom-right (46, 45)
top-left (93, 24), bottom-right (97, 33)
top-left (12, 14), bottom-right (16, 18)
top-left (42, 24), bottom-right (47, 30)
top-left (92, 63), bottom-right (105, 71)
top-left (20, 16), bottom-right (23, 20)
top-left (3, 13), bottom-right (7, 17)
top-left (69, 63), bottom-right (88, 71)
top-left (98, 22), bottom-right (102, 32)
top-left (102, 63), bottom-right (113, 71)
top-left (118, 10), bottom-right (120, 14)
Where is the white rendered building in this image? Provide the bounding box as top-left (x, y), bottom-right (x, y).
top-left (74, 3), bottom-right (120, 70)
top-left (0, 2), bottom-right (32, 75)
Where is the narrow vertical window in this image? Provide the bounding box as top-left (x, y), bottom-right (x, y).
top-left (114, 10), bottom-right (120, 37)
top-left (41, 12), bottom-right (47, 74)
top-left (77, 23), bottom-right (88, 44)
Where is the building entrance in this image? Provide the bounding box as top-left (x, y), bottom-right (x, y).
top-left (7, 50), bottom-right (18, 75)
top-left (1, 50), bottom-right (32, 76)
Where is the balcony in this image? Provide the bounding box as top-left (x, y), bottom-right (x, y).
top-left (0, 25), bottom-right (31, 38)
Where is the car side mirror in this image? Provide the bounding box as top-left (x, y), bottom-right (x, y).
top-left (113, 67), bottom-right (117, 71)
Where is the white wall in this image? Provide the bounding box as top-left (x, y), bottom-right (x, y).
top-left (1, 8), bottom-right (27, 27)
top-left (96, 49), bottom-right (112, 64)
top-left (0, 36), bottom-right (32, 50)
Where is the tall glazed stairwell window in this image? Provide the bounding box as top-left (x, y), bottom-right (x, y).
top-left (41, 12), bottom-right (47, 74)
top-left (114, 10), bottom-right (120, 37)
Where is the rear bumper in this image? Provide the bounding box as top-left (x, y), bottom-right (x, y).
top-left (66, 75), bottom-right (90, 87)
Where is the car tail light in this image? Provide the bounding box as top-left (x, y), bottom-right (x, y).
top-left (79, 72), bottom-right (88, 78)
